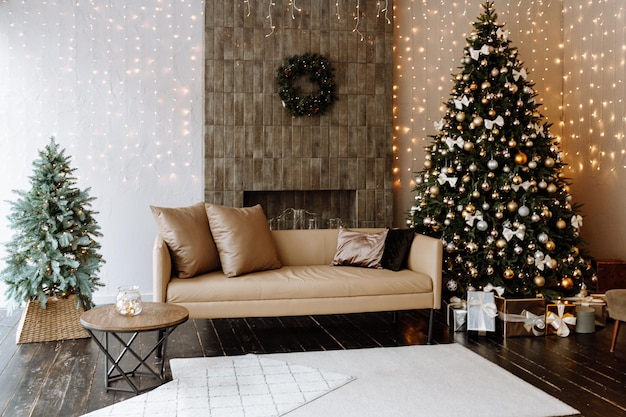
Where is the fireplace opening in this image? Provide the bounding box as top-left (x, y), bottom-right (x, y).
top-left (243, 190), bottom-right (356, 229)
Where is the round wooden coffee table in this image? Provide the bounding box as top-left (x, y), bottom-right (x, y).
top-left (80, 302), bottom-right (189, 394)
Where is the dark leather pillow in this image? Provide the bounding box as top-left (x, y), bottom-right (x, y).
top-left (381, 228), bottom-right (415, 271)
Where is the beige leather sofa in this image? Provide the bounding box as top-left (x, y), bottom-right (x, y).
top-left (153, 228), bottom-right (443, 343)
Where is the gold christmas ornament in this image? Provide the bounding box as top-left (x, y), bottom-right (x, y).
top-left (514, 151), bottom-right (528, 165)
top-left (556, 219), bottom-right (567, 229)
top-left (533, 275), bottom-right (545, 287)
top-left (429, 185), bottom-right (440, 197)
top-left (506, 200), bottom-right (519, 212)
top-left (561, 277), bottom-right (574, 290)
top-left (503, 268), bottom-right (515, 279)
top-left (545, 240), bottom-right (556, 251)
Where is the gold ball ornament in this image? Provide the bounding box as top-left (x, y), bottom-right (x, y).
top-left (456, 112), bottom-right (466, 122)
top-left (503, 268), bottom-right (515, 279)
top-left (545, 240), bottom-right (556, 251)
top-left (488, 109), bottom-right (497, 117)
top-left (507, 201), bottom-right (519, 212)
top-left (546, 183), bottom-right (557, 194)
top-left (424, 160), bottom-right (432, 169)
top-left (571, 246), bottom-right (580, 257)
top-left (463, 141), bottom-right (474, 151)
top-left (561, 277), bottom-right (574, 290)
top-left (556, 219), bottom-right (567, 229)
top-left (533, 275), bottom-right (546, 287)
top-left (544, 157), bottom-right (555, 167)
top-left (514, 152), bottom-right (528, 165)
top-left (496, 238), bottom-right (507, 249)
top-left (429, 185), bottom-right (440, 197)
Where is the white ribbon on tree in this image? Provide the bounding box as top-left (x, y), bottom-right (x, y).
top-left (484, 115), bottom-right (504, 130)
top-left (454, 95), bottom-right (470, 110)
top-left (438, 172), bottom-right (458, 187)
top-left (496, 27), bottom-right (509, 40)
top-left (503, 224), bottom-right (526, 241)
top-left (511, 181), bottom-right (531, 192)
top-left (512, 68), bottom-right (527, 81)
top-left (571, 214), bottom-right (583, 229)
top-left (469, 44), bottom-right (491, 60)
top-left (534, 251), bottom-right (553, 271)
top-left (546, 303), bottom-right (576, 337)
top-left (445, 135), bottom-right (465, 150)
top-left (464, 210), bottom-right (483, 226)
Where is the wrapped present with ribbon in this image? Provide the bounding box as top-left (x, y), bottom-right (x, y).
top-left (546, 302), bottom-right (577, 337)
top-left (495, 296), bottom-right (546, 337)
top-left (564, 295), bottom-right (608, 327)
top-left (467, 290), bottom-right (498, 332)
top-left (444, 297), bottom-right (467, 332)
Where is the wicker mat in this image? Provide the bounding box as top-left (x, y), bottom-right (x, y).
top-left (16, 297), bottom-right (90, 344)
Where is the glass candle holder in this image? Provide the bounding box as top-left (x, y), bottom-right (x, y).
top-left (116, 285), bottom-right (143, 316)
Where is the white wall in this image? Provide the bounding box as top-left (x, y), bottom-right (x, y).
top-left (0, 1), bottom-right (205, 307)
top-left (561, 2), bottom-right (626, 259)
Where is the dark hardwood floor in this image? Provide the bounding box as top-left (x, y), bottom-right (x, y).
top-left (0, 307), bottom-right (624, 417)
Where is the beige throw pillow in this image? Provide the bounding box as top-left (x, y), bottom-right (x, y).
top-left (150, 202), bottom-right (221, 278)
top-left (332, 228), bottom-right (389, 269)
top-left (206, 204), bottom-right (281, 277)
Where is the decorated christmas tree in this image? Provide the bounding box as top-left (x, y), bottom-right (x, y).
top-left (408, 2), bottom-right (595, 300)
top-left (1, 138), bottom-right (104, 310)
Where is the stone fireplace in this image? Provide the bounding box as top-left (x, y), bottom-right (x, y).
top-left (203, 1), bottom-right (394, 228)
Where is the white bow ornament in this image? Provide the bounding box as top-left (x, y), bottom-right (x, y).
top-left (438, 172), bottom-right (458, 187)
top-left (503, 224), bottom-right (526, 241)
top-left (445, 136), bottom-right (465, 150)
top-left (484, 115), bottom-right (504, 130)
top-left (464, 210), bottom-right (483, 227)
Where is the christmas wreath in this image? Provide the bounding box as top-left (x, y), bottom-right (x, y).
top-left (276, 53), bottom-right (337, 117)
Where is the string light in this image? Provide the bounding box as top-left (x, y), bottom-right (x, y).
top-left (244, 0), bottom-right (391, 38)
top-left (1, 1), bottom-right (203, 186)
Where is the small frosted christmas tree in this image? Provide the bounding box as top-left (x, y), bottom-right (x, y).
top-left (408, 2), bottom-right (595, 300)
top-left (1, 138), bottom-right (104, 310)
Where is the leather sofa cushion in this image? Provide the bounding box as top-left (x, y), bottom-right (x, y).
top-left (151, 202), bottom-right (220, 278)
top-left (332, 228), bottom-right (388, 268)
top-left (206, 204), bottom-right (281, 277)
top-left (166, 265), bottom-right (433, 303)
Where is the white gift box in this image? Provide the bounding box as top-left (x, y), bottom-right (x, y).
top-left (467, 290), bottom-right (497, 332)
top-left (444, 300), bottom-right (467, 332)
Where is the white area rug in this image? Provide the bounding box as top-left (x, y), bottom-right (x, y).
top-left (82, 355), bottom-right (354, 417)
top-left (172, 344), bottom-right (578, 417)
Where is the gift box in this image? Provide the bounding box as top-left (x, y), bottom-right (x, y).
top-left (495, 296), bottom-right (546, 337)
top-left (546, 302), bottom-right (577, 337)
top-left (444, 299), bottom-right (467, 332)
top-left (567, 295), bottom-right (607, 327)
top-left (467, 291), bottom-right (497, 332)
